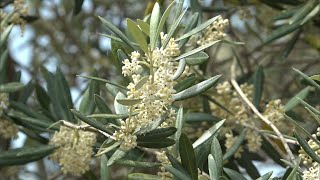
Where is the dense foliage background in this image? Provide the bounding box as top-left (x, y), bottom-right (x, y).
top-left (0, 0), bottom-right (319, 179)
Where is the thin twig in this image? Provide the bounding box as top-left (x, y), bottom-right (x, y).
top-left (230, 61), bottom-right (297, 165)
top-left (53, 120), bottom-right (116, 140)
top-left (263, 133), bottom-right (298, 145)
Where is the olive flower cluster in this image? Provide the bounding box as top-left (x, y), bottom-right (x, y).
top-left (49, 126), bottom-right (97, 176)
top-left (197, 16), bottom-right (229, 45)
top-left (114, 34), bottom-right (180, 151)
top-left (156, 151), bottom-right (173, 179)
top-left (0, 93), bottom-right (18, 139)
top-left (0, 0), bottom-right (28, 32)
top-left (299, 127), bottom-right (320, 165)
top-left (210, 81), bottom-right (287, 156)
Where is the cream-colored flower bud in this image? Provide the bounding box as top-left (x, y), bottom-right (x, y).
top-left (0, 93), bottom-right (9, 116)
top-left (0, 117), bottom-right (18, 139)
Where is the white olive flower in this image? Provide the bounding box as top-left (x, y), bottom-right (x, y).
top-left (198, 16), bottom-right (229, 45)
top-left (49, 126), bottom-right (96, 176)
top-left (299, 127), bottom-right (320, 165)
top-left (303, 162), bottom-right (320, 180)
top-left (0, 93), bottom-right (9, 116)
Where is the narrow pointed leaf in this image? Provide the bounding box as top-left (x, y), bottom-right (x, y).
top-left (179, 134), bottom-right (198, 180)
top-left (101, 154), bottom-right (109, 180)
top-left (155, 1), bottom-right (175, 45)
top-left (77, 75), bottom-right (128, 90)
top-left (107, 148), bottom-right (127, 166)
top-left (256, 172), bottom-right (273, 180)
top-left (114, 92), bottom-right (129, 115)
top-left (96, 142), bottom-right (121, 156)
top-left (297, 98), bottom-right (320, 115)
top-left (223, 129), bottom-right (247, 160)
top-left (211, 137), bottom-right (223, 177)
top-left (135, 76), bottom-right (149, 89)
top-left (116, 99), bottom-right (142, 106)
top-left (176, 15), bottom-right (220, 41)
top-left (99, 33), bottom-right (139, 47)
top-left (137, 20), bottom-right (150, 36)
top-left (0, 82), bottom-right (24, 93)
top-left (253, 66), bottom-right (264, 108)
top-left (137, 127), bottom-right (177, 139)
top-left (164, 165), bottom-right (192, 180)
top-left (285, 114), bottom-right (320, 147)
top-left (192, 120), bottom-right (225, 148)
top-left (172, 59), bottom-right (186, 80)
top-left (94, 94), bottom-right (112, 114)
top-left (175, 107), bottom-right (184, 155)
top-left (175, 40), bottom-right (221, 60)
top-left (173, 75), bottom-right (221, 101)
top-left (166, 152), bottom-right (189, 175)
top-left (224, 168), bottom-right (247, 180)
top-left (293, 68), bottom-right (320, 92)
top-left (88, 113), bottom-right (129, 119)
top-left (0, 145), bottom-right (56, 166)
top-left (178, 13), bottom-right (199, 47)
top-left (174, 75), bottom-right (197, 92)
top-left (162, 8), bottom-right (188, 48)
top-left (185, 112), bottom-right (220, 123)
top-left (137, 138), bottom-right (175, 148)
top-left (115, 160), bottom-right (160, 168)
top-left (127, 19), bottom-right (149, 53)
top-left (99, 16), bottom-right (136, 50)
top-left (208, 154), bottom-right (218, 180)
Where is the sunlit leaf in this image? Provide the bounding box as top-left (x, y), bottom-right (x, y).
top-left (0, 145), bottom-right (56, 166)
top-left (295, 132), bottom-right (320, 163)
top-left (127, 19), bottom-right (149, 53)
top-left (192, 120), bottom-right (225, 149)
top-left (223, 129), bottom-right (247, 160)
top-left (164, 165), bottom-right (191, 180)
top-left (101, 154), bottom-right (109, 180)
top-left (284, 87), bottom-right (310, 112)
top-left (128, 173), bottom-right (161, 180)
top-left (185, 52), bottom-right (209, 65)
top-left (173, 75), bottom-right (221, 101)
top-left (107, 148), bottom-right (127, 166)
top-left (175, 40), bottom-right (221, 61)
top-left (175, 15), bottom-right (220, 42)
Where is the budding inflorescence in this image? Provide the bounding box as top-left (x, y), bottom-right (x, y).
top-left (0, 93), bottom-right (18, 139)
top-left (198, 16), bottom-right (229, 45)
top-left (299, 127), bottom-right (320, 165)
top-left (210, 81), bottom-right (288, 157)
top-left (0, 0), bottom-right (28, 33)
top-left (114, 33), bottom-right (180, 150)
top-left (49, 126), bottom-right (96, 176)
